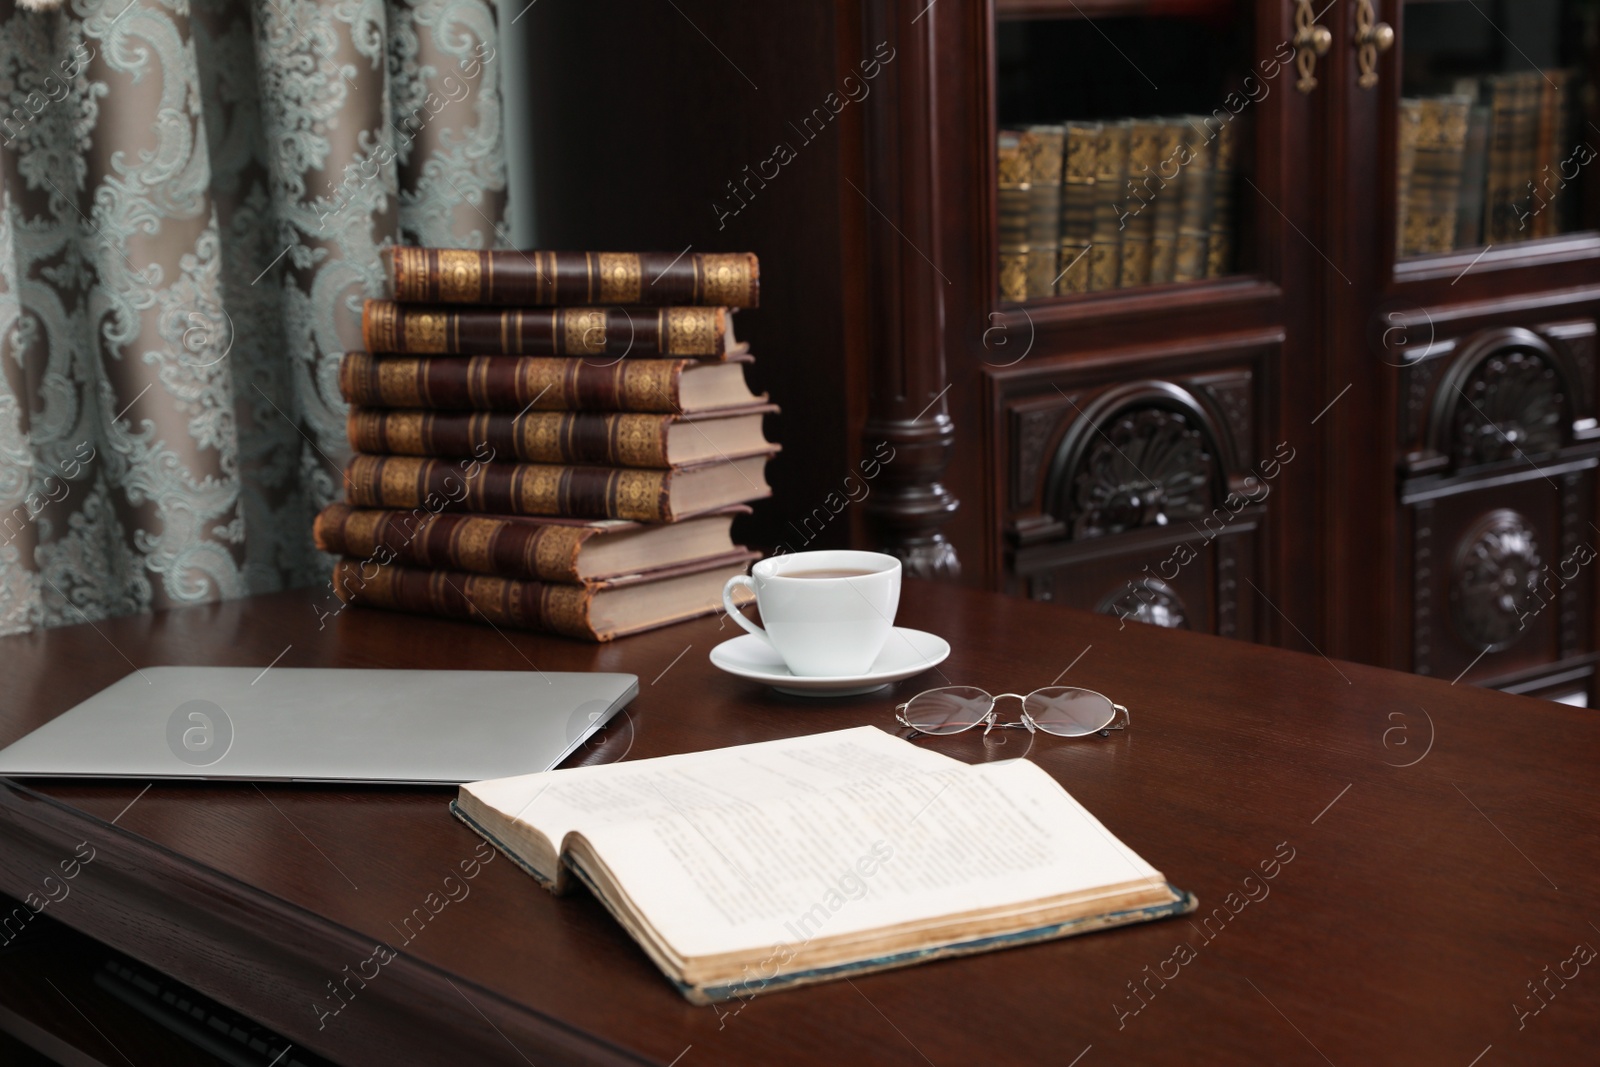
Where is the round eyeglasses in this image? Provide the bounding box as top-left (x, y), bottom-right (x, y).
top-left (894, 685), bottom-right (1130, 738)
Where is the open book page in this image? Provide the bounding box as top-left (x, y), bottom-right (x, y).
top-left (459, 726), bottom-right (964, 872)
top-left (575, 756), bottom-right (1168, 960)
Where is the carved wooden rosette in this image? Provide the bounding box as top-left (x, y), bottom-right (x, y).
top-left (1398, 321), bottom-right (1600, 683)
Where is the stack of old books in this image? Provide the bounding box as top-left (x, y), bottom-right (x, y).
top-left (314, 248), bottom-right (776, 641)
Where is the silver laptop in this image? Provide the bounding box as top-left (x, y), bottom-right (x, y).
top-left (0, 667), bottom-right (638, 785)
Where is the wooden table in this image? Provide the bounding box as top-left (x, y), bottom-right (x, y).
top-left (0, 582), bottom-right (1596, 1065)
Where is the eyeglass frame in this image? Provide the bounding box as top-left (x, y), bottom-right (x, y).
top-left (894, 686), bottom-right (1131, 738)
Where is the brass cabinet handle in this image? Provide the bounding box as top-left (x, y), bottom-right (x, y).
top-left (1293, 0), bottom-right (1333, 94)
top-left (1355, 0), bottom-right (1395, 89)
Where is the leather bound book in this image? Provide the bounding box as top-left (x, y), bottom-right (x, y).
top-left (338, 352), bottom-right (763, 415)
top-left (1088, 121), bottom-right (1130, 292)
top-left (997, 130), bottom-right (1032, 301)
top-left (361, 301), bottom-right (741, 359)
top-left (1148, 119), bottom-right (1186, 284)
top-left (344, 453), bottom-right (774, 522)
top-left (1406, 96), bottom-right (1472, 255)
top-left (1205, 118), bottom-right (1240, 279)
top-left (1483, 74), bottom-right (1520, 242)
top-left (1022, 125), bottom-right (1065, 299)
top-left (383, 248), bottom-right (759, 308)
top-left (331, 551), bottom-right (759, 642)
top-left (1119, 119), bottom-right (1163, 288)
top-left (1056, 121), bottom-right (1100, 295)
top-left (345, 406), bottom-right (779, 469)
top-left (313, 503), bottom-right (749, 584)
top-left (1173, 116), bottom-right (1215, 283)
top-left (1396, 98), bottom-right (1423, 256)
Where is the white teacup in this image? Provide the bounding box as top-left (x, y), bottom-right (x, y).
top-left (723, 550), bottom-right (902, 677)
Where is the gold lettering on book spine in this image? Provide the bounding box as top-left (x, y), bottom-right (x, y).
top-left (597, 253), bottom-right (642, 303)
top-left (452, 517), bottom-right (499, 573)
top-left (402, 309), bottom-right (450, 353)
top-left (665, 308), bottom-right (720, 357)
top-left (564, 310), bottom-right (607, 356)
top-left (613, 415), bottom-right (667, 467)
top-left (614, 470), bottom-right (668, 522)
top-left (435, 249), bottom-right (484, 302)
top-left (699, 254), bottom-right (757, 306)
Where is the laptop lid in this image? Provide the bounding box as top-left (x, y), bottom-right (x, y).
top-left (0, 667), bottom-right (638, 785)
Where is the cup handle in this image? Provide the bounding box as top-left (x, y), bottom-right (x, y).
top-left (722, 575), bottom-right (772, 646)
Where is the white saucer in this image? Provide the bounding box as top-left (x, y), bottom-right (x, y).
top-left (708, 627), bottom-right (951, 697)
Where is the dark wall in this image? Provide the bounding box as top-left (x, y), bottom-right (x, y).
top-left (523, 1), bottom-right (861, 554)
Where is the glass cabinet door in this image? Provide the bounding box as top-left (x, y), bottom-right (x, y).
top-left (994, 1), bottom-right (1259, 303)
top-left (1397, 0), bottom-right (1599, 260)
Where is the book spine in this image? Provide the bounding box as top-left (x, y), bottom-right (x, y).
top-left (314, 503), bottom-right (591, 583)
top-left (1205, 118), bottom-right (1239, 279)
top-left (1056, 122), bottom-right (1100, 295)
top-left (1148, 121), bottom-right (1185, 284)
top-left (383, 248), bottom-right (759, 308)
top-left (1023, 127), bottom-right (1064, 299)
top-left (345, 454), bottom-right (676, 522)
top-left (338, 352), bottom-right (689, 413)
top-left (332, 558), bottom-right (600, 640)
top-left (1089, 121), bottom-right (1130, 291)
top-left (997, 130), bottom-right (1031, 301)
top-left (1509, 71), bottom-right (1540, 241)
top-left (1397, 99), bottom-right (1423, 256)
top-left (1173, 117), bottom-right (1214, 282)
top-left (347, 408), bottom-right (676, 467)
top-left (1410, 97), bottom-right (1471, 254)
top-left (1484, 75), bottom-right (1519, 242)
top-left (361, 301), bottom-right (728, 358)
top-left (1118, 120), bottom-right (1163, 288)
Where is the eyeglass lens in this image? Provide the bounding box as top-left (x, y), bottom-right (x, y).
top-left (899, 686), bottom-right (993, 735)
top-left (1022, 687), bottom-right (1118, 737)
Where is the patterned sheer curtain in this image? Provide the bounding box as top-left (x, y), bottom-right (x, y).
top-left (0, 0), bottom-right (507, 634)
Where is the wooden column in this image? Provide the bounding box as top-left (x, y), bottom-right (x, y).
top-left (856, 0), bottom-right (961, 579)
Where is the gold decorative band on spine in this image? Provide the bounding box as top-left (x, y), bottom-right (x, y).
top-left (379, 457), bottom-right (423, 505)
top-left (452, 517), bottom-right (499, 573)
top-left (597, 253), bottom-right (643, 304)
top-left (517, 412), bottom-right (565, 463)
top-left (563, 309), bottom-right (607, 356)
top-left (531, 526), bottom-right (583, 581)
top-left (382, 411), bottom-right (428, 455)
top-left (376, 358), bottom-right (425, 407)
top-left (383, 247), bottom-right (420, 299)
top-left (348, 456), bottom-right (379, 503)
top-left (402, 309), bottom-right (450, 353)
top-left (698, 254), bottom-right (758, 307)
top-left (613, 414), bottom-right (666, 467)
top-left (513, 465), bottom-right (565, 514)
top-left (613, 469), bottom-right (667, 522)
top-left (664, 307), bottom-right (721, 357)
top-left (461, 574), bottom-right (508, 623)
top-left (436, 249), bottom-right (485, 303)
top-left (544, 585), bottom-right (594, 639)
top-left (629, 360), bottom-right (678, 412)
top-left (364, 300), bottom-right (400, 352)
top-left (345, 509), bottom-right (386, 555)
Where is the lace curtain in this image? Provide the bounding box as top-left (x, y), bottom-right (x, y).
top-left (0, 0), bottom-right (508, 634)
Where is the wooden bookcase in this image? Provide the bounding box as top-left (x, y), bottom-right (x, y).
top-left (522, 0), bottom-right (1600, 702)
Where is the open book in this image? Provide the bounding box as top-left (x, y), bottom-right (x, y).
top-left (452, 726), bottom-right (1194, 1003)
